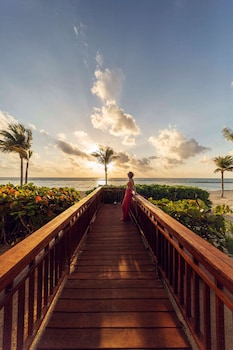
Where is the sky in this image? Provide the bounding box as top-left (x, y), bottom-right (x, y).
top-left (1, 0), bottom-right (233, 179)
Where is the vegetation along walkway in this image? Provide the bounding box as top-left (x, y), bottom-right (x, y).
top-left (35, 203), bottom-right (192, 349)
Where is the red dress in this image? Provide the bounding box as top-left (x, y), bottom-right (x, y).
top-left (121, 180), bottom-right (134, 221)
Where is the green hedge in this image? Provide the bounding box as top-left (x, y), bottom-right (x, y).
top-left (136, 184), bottom-right (211, 206)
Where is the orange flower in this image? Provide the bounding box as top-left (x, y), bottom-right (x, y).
top-left (35, 195), bottom-right (42, 203)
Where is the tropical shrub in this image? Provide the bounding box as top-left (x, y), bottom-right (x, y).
top-left (136, 184), bottom-right (211, 206)
top-left (0, 183), bottom-right (80, 246)
top-left (148, 197), bottom-right (231, 254)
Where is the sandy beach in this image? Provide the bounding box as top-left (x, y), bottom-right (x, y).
top-left (208, 190), bottom-right (233, 209)
top-left (208, 190), bottom-right (233, 224)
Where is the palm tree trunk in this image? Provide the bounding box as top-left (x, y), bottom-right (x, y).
top-left (25, 160), bottom-right (29, 184)
top-left (105, 164), bottom-right (108, 185)
top-left (221, 171), bottom-right (224, 198)
top-left (20, 156), bottom-right (24, 187)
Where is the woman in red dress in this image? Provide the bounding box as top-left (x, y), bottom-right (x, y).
top-left (121, 171), bottom-right (135, 221)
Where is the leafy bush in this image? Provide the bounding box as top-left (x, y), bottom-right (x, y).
top-left (148, 197), bottom-right (230, 253)
top-left (136, 184), bottom-right (211, 206)
top-left (213, 203), bottom-right (233, 215)
top-left (224, 234), bottom-right (233, 256)
top-left (0, 183), bottom-right (81, 246)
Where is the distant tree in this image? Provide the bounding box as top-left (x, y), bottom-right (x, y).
top-left (0, 123), bottom-right (33, 186)
top-left (214, 155), bottom-right (233, 197)
top-left (92, 146), bottom-right (118, 185)
top-left (222, 127), bottom-right (233, 142)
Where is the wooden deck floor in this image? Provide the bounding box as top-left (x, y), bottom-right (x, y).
top-left (36, 203), bottom-right (192, 350)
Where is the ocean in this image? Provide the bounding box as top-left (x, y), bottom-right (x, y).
top-left (0, 177), bottom-right (233, 192)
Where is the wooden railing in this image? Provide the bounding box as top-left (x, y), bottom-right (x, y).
top-left (0, 187), bottom-right (102, 350)
top-left (1, 187), bottom-right (232, 350)
top-left (131, 194), bottom-right (233, 350)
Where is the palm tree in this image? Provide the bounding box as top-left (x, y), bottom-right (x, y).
top-left (214, 155), bottom-right (233, 197)
top-left (222, 127), bottom-right (233, 142)
top-left (0, 123), bottom-right (33, 186)
top-left (92, 146), bottom-right (118, 185)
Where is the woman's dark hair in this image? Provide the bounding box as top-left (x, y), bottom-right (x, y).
top-left (128, 171), bottom-right (134, 178)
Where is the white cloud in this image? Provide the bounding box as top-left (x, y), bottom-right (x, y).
top-left (199, 155), bottom-right (213, 163)
top-left (91, 101), bottom-right (140, 139)
top-left (57, 132), bottom-right (66, 140)
top-left (0, 111), bottom-right (18, 129)
top-left (149, 128), bottom-right (210, 168)
top-left (90, 57), bottom-right (140, 146)
top-left (73, 130), bottom-right (88, 139)
top-left (40, 129), bottom-right (49, 136)
top-left (95, 52), bottom-right (103, 67)
top-left (73, 25), bottom-right (78, 36)
top-left (122, 136), bottom-right (136, 146)
top-left (91, 67), bottom-right (124, 102)
top-left (28, 123), bottom-right (36, 130)
top-left (73, 130), bottom-right (95, 149)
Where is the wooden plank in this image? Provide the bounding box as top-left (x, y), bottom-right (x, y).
top-left (53, 298), bottom-right (175, 312)
top-left (37, 328), bottom-right (191, 349)
top-left (67, 271), bottom-right (158, 279)
top-left (65, 279), bottom-right (163, 288)
top-left (73, 263), bottom-right (156, 272)
top-left (59, 287), bottom-right (168, 299)
top-left (45, 311), bottom-right (182, 328)
top-left (36, 204), bottom-right (192, 349)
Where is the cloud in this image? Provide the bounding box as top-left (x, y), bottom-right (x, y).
top-left (136, 157), bottom-right (153, 168)
top-left (0, 111), bottom-right (18, 130)
top-left (40, 129), bottom-right (49, 136)
top-left (91, 101), bottom-right (140, 138)
top-left (95, 52), bottom-right (103, 67)
top-left (57, 133), bottom-right (66, 140)
top-left (73, 25), bottom-right (78, 36)
top-left (56, 140), bottom-right (91, 159)
top-left (115, 151), bottom-right (132, 166)
top-left (73, 130), bottom-right (88, 140)
top-left (199, 156), bottom-right (213, 164)
top-left (114, 151), bottom-right (154, 174)
top-left (91, 67), bottom-right (124, 102)
top-left (90, 56), bottom-right (140, 146)
top-left (28, 123), bottom-right (36, 130)
top-left (73, 130), bottom-right (94, 149)
top-left (122, 136), bottom-right (136, 146)
top-left (148, 128), bottom-right (210, 168)
top-left (0, 112), bottom-right (36, 133)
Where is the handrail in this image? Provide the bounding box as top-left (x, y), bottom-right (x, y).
top-left (1, 187), bottom-right (233, 350)
top-left (131, 193), bottom-right (233, 350)
top-left (0, 187), bottom-right (102, 350)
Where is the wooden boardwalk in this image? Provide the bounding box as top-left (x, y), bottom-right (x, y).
top-left (36, 203), bottom-right (192, 349)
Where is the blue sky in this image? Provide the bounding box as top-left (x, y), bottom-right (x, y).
top-left (1, 0), bottom-right (233, 179)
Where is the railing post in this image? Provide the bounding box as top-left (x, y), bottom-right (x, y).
top-left (215, 281), bottom-right (225, 350)
top-left (203, 284), bottom-right (211, 350)
top-left (3, 293), bottom-right (13, 350)
top-left (193, 259), bottom-right (200, 334)
top-left (17, 283), bottom-right (25, 350)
